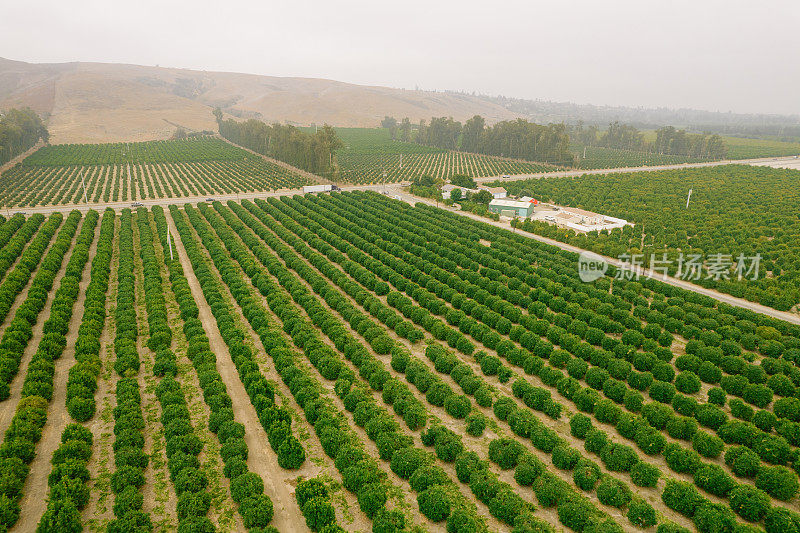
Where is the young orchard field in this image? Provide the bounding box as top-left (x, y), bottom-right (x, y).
top-left (569, 134), bottom-right (800, 170)
top-left (0, 191), bottom-right (798, 533)
top-left (709, 137), bottom-right (800, 160)
top-left (570, 145), bottom-right (716, 170)
top-left (0, 137), bottom-right (310, 207)
top-left (334, 128), bottom-right (561, 184)
top-left (499, 165), bottom-right (800, 312)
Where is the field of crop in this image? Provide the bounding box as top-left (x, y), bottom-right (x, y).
top-left (0, 190), bottom-right (798, 533)
top-left (334, 128), bottom-right (561, 184)
top-left (570, 144), bottom-right (714, 170)
top-left (569, 135), bottom-right (800, 170)
top-left (722, 137), bottom-right (800, 160)
top-left (0, 137), bottom-right (311, 207)
top-left (500, 165), bottom-right (800, 312)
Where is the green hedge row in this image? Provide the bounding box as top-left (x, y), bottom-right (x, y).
top-left (108, 209), bottom-right (151, 532)
top-left (294, 192), bottom-right (800, 503)
top-left (295, 477), bottom-right (343, 532)
top-left (0, 212), bottom-right (44, 288)
top-left (66, 208), bottom-right (115, 421)
top-left (164, 204), bottom-right (282, 530)
top-left (0, 214), bottom-right (24, 251)
top-left (137, 208), bottom-right (215, 531)
top-left (0, 210), bottom-right (89, 529)
top-left (187, 202), bottom-right (488, 530)
top-left (36, 424), bottom-right (95, 531)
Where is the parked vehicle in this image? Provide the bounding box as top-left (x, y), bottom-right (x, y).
top-left (303, 184), bottom-right (339, 194)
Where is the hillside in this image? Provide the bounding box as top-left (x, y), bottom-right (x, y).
top-left (0, 57), bottom-right (520, 144)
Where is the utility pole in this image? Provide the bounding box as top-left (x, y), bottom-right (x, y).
top-left (686, 188), bottom-right (693, 208)
top-left (80, 169), bottom-right (88, 203)
top-left (166, 225), bottom-right (174, 261)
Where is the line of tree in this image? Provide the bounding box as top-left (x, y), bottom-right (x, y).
top-left (653, 126), bottom-right (727, 158)
top-left (215, 109), bottom-right (342, 176)
top-left (381, 116), bottom-right (413, 141)
top-left (396, 115), bottom-right (574, 165)
top-left (570, 121), bottom-right (727, 159)
top-left (0, 108), bottom-right (48, 165)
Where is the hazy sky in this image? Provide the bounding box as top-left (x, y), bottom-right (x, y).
top-left (2, 0), bottom-right (799, 115)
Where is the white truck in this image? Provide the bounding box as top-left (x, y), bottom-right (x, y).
top-left (303, 184), bottom-right (339, 194)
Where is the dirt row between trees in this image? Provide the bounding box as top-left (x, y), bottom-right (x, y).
top-left (175, 208), bottom-right (385, 533)
top-left (83, 215), bottom-right (120, 530)
top-left (132, 211), bottom-right (177, 531)
top-left (0, 216), bottom-right (75, 441)
top-left (12, 215), bottom-right (102, 531)
top-left (166, 208), bottom-right (309, 533)
top-left (148, 211), bottom-right (244, 533)
top-left (301, 195), bottom-right (800, 512)
top-left (196, 204), bottom-right (508, 532)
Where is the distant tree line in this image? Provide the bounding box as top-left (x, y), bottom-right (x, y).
top-left (570, 121), bottom-right (728, 159)
top-left (0, 108), bottom-right (48, 165)
top-left (653, 126), bottom-right (727, 158)
top-left (382, 115), bottom-right (574, 165)
top-left (381, 116), bottom-right (413, 141)
top-left (215, 109), bottom-right (342, 175)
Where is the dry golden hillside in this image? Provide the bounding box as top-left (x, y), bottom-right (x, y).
top-left (0, 57), bottom-right (521, 144)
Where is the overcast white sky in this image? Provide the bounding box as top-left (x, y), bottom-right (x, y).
top-left (2, 0), bottom-right (799, 115)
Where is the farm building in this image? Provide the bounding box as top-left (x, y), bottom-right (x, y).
top-left (560, 207), bottom-right (604, 225)
top-left (488, 198), bottom-right (535, 217)
top-left (519, 195), bottom-right (539, 205)
top-left (441, 183), bottom-right (478, 199)
top-left (480, 186), bottom-right (507, 199)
